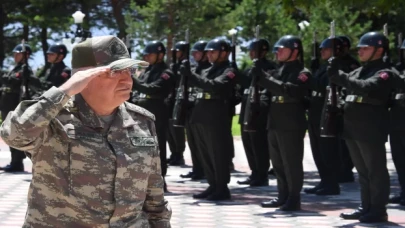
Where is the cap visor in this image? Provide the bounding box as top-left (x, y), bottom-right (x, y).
top-left (356, 44), bottom-right (369, 48)
top-left (108, 58), bottom-right (149, 70)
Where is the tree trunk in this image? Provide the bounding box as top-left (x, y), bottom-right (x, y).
top-left (0, 4), bottom-right (5, 68)
top-left (40, 26), bottom-right (48, 65)
top-left (166, 0), bottom-right (175, 64)
top-left (110, 0), bottom-right (127, 39)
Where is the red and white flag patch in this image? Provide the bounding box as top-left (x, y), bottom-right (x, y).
top-left (161, 73), bottom-right (170, 80)
top-left (226, 71), bottom-right (235, 79)
top-left (61, 72), bottom-right (69, 78)
top-left (298, 73), bottom-right (308, 82)
top-left (379, 72), bottom-right (389, 80)
top-left (15, 72), bottom-right (20, 78)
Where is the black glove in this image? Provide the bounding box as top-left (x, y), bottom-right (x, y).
top-left (310, 58), bottom-right (320, 72)
top-left (179, 59), bottom-right (191, 77)
top-left (327, 57), bottom-right (339, 77)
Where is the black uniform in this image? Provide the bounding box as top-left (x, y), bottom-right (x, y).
top-left (258, 60), bottom-right (311, 210)
top-left (182, 61), bottom-right (211, 179)
top-left (40, 61), bottom-right (71, 89)
top-left (238, 58), bottom-right (277, 186)
top-left (0, 63), bottom-right (39, 171)
top-left (189, 60), bottom-right (235, 200)
top-left (131, 62), bottom-right (174, 177)
top-left (389, 69), bottom-right (405, 205)
top-left (330, 58), bottom-right (393, 220)
top-left (167, 61), bottom-right (186, 165)
top-left (337, 53), bottom-right (360, 182)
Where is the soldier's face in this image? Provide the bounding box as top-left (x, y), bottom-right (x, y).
top-left (13, 53), bottom-right (24, 63)
top-left (321, 48), bottom-right (332, 60)
top-left (358, 46), bottom-right (377, 61)
top-left (276, 48), bottom-right (292, 62)
top-left (143, 53), bottom-right (158, 64)
top-left (47, 53), bottom-right (58, 63)
top-left (249, 50), bottom-right (256, 60)
top-left (85, 67), bottom-right (133, 106)
top-left (176, 51), bottom-right (183, 60)
top-left (192, 51), bottom-right (203, 61)
top-left (207, 50), bottom-right (220, 63)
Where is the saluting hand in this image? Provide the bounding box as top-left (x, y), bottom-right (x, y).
top-left (59, 66), bottom-right (111, 97)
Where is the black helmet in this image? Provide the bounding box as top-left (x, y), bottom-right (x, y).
top-left (357, 32), bottom-right (388, 49)
top-left (337, 35), bottom-right (352, 48)
top-left (191, 40), bottom-right (208, 52)
top-left (173, 41), bottom-right (189, 52)
top-left (319, 37), bottom-right (344, 50)
top-left (142, 41), bottom-right (166, 55)
top-left (12, 44), bottom-right (32, 55)
top-left (273, 35), bottom-right (302, 52)
top-left (248, 38), bottom-right (270, 52)
top-left (47, 43), bottom-right (68, 57)
top-left (204, 39), bottom-right (230, 52)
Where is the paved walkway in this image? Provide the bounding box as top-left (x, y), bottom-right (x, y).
top-left (0, 136), bottom-right (404, 228)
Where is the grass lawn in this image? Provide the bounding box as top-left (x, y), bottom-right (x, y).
top-left (232, 115), bottom-right (241, 136)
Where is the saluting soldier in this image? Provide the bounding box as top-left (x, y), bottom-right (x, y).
top-left (255, 35), bottom-right (311, 211)
top-left (336, 35), bottom-right (360, 183)
top-left (0, 43), bottom-right (41, 172)
top-left (329, 32), bottom-right (395, 223)
top-left (166, 41), bottom-right (187, 166)
top-left (181, 39), bottom-right (236, 201)
top-left (389, 40), bottom-right (405, 206)
top-left (180, 40), bottom-right (211, 180)
top-left (39, 43), bottom-right (71, 89)
top-left (131, 41), bottom-right (174, 190)
top-left (237, 38), bottom-right (277, 187)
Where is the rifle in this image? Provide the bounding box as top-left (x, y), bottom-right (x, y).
top-left (398, 33), bottom-right (403, 66)
top-left (311, 31), bottom-right (320, 73)
top-left (20, 39), bottom-right (30, 101)
top-left (320, 21), bottom-right (338, 137)
top-left (243, 25), bottom-right (261, 132)
top-left (383, 24), bottom-right (390, 64)
top-left (172, 29), bottom-right (190, 127)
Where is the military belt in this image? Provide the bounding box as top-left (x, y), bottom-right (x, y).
top-left (311, 91), bottom-right (324, 98)
top-left (0, 87), bottom-right (18, 94)
top-left (271, 96), bottom-right (300, 104)
top-left (196, 92), bottom-right (221, 100)
top-left (138, 93), bottom-right (164, 99)
top-left (345, 95), bottom-right (385, 105)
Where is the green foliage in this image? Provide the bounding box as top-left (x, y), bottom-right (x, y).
top-left (232, 115), bottom-right (241, 136)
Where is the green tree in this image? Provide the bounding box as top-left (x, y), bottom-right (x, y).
top-left (125, 0), bottom-right (233, 61)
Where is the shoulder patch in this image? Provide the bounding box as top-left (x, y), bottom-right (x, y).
top-left (15, 72), bottom-right (20, 78)
top-left (124, 102), bottom-right (156, 121)
top-left (61, 72), bottom-right (69, 78)
top-left (161, 73), bottom-right (170, 80)
top-left (298, 73), bottom-right (309, 82)
top-left (379, 72), bottom-right (389, 80)
top-left (226, 71), bottom-right (236, 79)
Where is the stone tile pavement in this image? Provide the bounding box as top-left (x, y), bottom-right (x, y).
top-left (0, 136), bottom-right (404, 228)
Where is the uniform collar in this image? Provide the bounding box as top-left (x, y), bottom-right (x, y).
top-left (71, 94), bottom-right (137, 129)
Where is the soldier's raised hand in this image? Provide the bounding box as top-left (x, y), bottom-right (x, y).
top-left (59, 66), bottom-right (111, 97)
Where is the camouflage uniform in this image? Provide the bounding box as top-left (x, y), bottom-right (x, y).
top-left (0, 87), bottom-right (171, 227)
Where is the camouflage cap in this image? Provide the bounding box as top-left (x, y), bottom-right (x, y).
top-left (72, 35), bottom-right (148, 70)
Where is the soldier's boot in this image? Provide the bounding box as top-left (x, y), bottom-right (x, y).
top-left (340, 206), bottom-right (367, 220)
top-left (359, 210), bottom-right (388, 223)
top-left (304, 182), bottom-right (323, 194)
top-left (249, 174), bottom-right (269, 187)
top-left (268, 168), bottom-right (276, 176)
top-left (2, 162), bottom-right (24, 172)
top-left (206, 187), bottom-right (231, 201)
top-left (389, 195), bottom-right (402, 204)
top-left (279, 197), bottom-right (301, 211)
top-left (338, 171), bottom-right (355, 183)
top-left (191, 173), bottom-right (205, 180)
top-left (315, 185), bottom-right (340, 196)
top-left (193, 186), bottom-right (215, 199)
top-left (237, 176), bottom-right (253, 185)
top-left (169, 155), bottom-right (185, 166)
top-left (180, 171), bottom-right (194, 178)
top-left (261, 198), bottom-right (286, 208)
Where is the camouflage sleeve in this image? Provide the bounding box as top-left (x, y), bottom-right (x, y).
top-left (143, 154), bottom-right (172, 227)
top-left (0, 87), bottom-right (70, 153)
